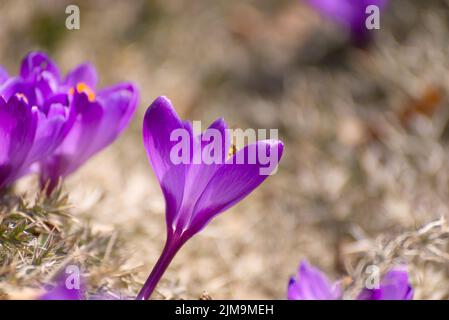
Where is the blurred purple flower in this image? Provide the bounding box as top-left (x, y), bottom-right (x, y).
top-left (39, 282), bottom-right (83, 300)
top-left (288, 260), bottom-right (341, 300)
top-left (39, 272), bottom-right (83, 300)
top-left (0, 51), bottom-right (139, 192)
top-left (357, 268), bottom-right (414, 300)
top-left (288, 260), bottom-right (413, 300)
top-left (307, 0), bottom-right (388, 46)
top-left (137, 96), bottom-right (284, 299)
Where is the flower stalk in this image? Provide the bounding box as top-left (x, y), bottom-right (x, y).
top-left (136, 233), bottom-right (186, 300)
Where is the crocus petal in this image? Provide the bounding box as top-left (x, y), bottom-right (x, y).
top-left (0, 77), bottom-right (39, 107)
top-left (357, 268), bottom-right (414, 300)
top-left (40, 284), bottom-right (83, 300)
top-left (288, 260), bottom-right (341, 300)
top-left (143, 96), bottom-right (187, 228)
top-left (307, 0), bottom-right (388, 45)
top-left (27, 102), bottom-right (71, 164)
top-left (0, 66), bottom-right (8, 84)
top-left (308, 0), bottom-right (354, 24)
top-left (39, 272), bottom-right (84, 300)
top-left (64, 63), bottom-right (98, 89)
top-left (74, 82), bottom-right (138, 164)
top-left (97, 82), bottom-right (139, 136)
top-left (187, 139), bottom-right (283, 235)
top-left (200, 118), bottom-right (230, 164)
top-left (0, 95), bottom-right (38, 189)
top-left (20, 51), bottom-right (60, 82)
top-left (39, 91), bottom-right (103, 186)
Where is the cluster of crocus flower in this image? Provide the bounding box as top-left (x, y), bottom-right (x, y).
top-left (0, 52), bottom-right (138, 192)
top-left (137, 96), bottom-right (284, 300)
top-left (306, 0), bottom-right (388, 46)
top-left (288, 260), bottom-right (413, 300)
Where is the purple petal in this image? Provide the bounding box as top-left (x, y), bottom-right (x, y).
top-left (27, 103), bottom-right (71, 164)
top-left (0, 94), bottom-right (38, 189)
top-left (307, 0), bottom-right (388, 45)
top-left (308, 0), bottom-right (354, 24)
top-left (20, 51), bottom-right (60, 82)
top-left (200, 118), bottom-right (230, 163)
top-left (143, 96), bottom-right (187, 229)
top-left (97, 82), bottom-right (139, 134)
top-left (0, 66), bottom-right (8, 84)
top-left (357, 268), bottom-right (414, 300)
top-left (186, 139), bottom-right (283, 235)
top-left (39, 272), bottom-right (84, 300)
top-left (172, 118), bottom-right (231, 231)
top-left (39, 91), bottom-right (104, 187)
top-left (0, 77), bottom-right (39, 107)
top-left (64, 63), bottom-right (98, 89)
top-left (288, 260), bottom-right (341, 300)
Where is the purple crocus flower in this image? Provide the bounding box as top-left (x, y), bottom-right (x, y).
top-left (288, 260), bottom-right (414, 300)
top-left (1, 51), bottom-right (139, 192)
top-left (137, 96), bottom-right (284, 299)
top-left (288, 260), bottom-right (341, 300)
top-left (39, 70), bottom-right (139, 192)
top-left (307, 0), bottom-right (388, 46)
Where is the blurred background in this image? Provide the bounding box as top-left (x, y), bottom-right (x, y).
top-left (1, 0), bottom-right (449, 299)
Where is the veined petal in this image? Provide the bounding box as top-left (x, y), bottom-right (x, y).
top-left (64, 63), bottom-right (98, 89)
top-left (187, 139), bottom-right (283, 235)
top-left (288, 260), bottom-right (341, 300)
top-left (143, 96), bottom-right (187, 229)
top-left (357, 268), bottom-right (413, 300)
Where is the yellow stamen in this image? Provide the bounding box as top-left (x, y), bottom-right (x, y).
top-left (69, 82), bottom-right (96, 102)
